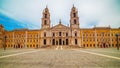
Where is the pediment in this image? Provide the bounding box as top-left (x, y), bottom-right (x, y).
top-left (51, 23), bottom-right (69, 29)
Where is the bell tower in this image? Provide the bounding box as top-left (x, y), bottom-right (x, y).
top-left (41, 6), bottom-right (51, 29)
top-left (70, 5), bottom-right (79, 29)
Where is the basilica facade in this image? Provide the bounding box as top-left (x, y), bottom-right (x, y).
top-left (0, 6), bottom-right (120, 48)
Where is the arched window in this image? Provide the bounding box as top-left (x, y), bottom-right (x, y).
top-left (44, 32), bottom-right (46, 37)
top-left (75, 32), bottom-right (77, 37)
top-left (83, 44), bottom-right (85, 47)
top-left (30, 45), bottom-right (32, 47)
top-left (44, 20), bottom-right (47, 25)
top-left (52, 39), bottom-right (55, 45)
top-left (75, 39), bottom-right (77, 45)
top-left (73, 13), bottom-right (76, 17)
top-left (66, 33), bottom-right (68, 37)
top-left (44, 39), bottom-right (46, 45)
top-left (53, 33), bottom-right (55, 37)
top-left (87, 44), bottom-right (88, 47)
top-left (59, 32), bottom-right (62, 36)
top-left (59, 39), bottom-right (62, 45)
top-left (45, 14), bottom-right (47, 18)
top-left (74, 19), bottom-right (76, 24)
top-left (90, 44), bottom-right (92, 47)
top-left (66, 39), bottom-right (68, 45)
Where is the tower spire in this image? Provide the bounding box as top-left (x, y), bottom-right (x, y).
top-left (59, 19), bottom-right (61, 24)
top-left (70, 5), bottom-right (79, 28)
top-left (41, 6), bottom-right (51, 29)
top-left (73, 4), bottom-right (74, 7)
top-left (46, 5), bottom-right (48, 9)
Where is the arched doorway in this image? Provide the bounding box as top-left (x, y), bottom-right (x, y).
top-left (36, 44), bottom-right (38, 48)
top-left (59, 39), bottom-right (62, 45)
top-left (103, 43), bottom-right (105, 48)
top-left (66, 39), bottom-right (68, 45)
top-left (75, 39), bottom-right (77, 45)
top-left (44, 39), bottom-right (46, 45)
top-left (18, 44), bottom-right (20, 48)
top-left (52, 39), bottom-right (55, 45)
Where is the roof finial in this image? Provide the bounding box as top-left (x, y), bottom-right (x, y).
top-left (94, 25), bottom-right (96, 28)
top-left (46, 5), bottom-right (48, 8)
top-left (73, 4), bottom-right (74, 7)
top-left (59, 19), bottom-right (61, 24)
top-left (45, 5), bottom-right (49, 12)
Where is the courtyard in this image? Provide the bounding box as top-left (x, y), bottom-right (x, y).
top-left (0, 48), bottom-right (120, 68)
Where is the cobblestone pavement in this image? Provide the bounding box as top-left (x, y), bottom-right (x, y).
top-left (0, 49), bottom-right (120, 68)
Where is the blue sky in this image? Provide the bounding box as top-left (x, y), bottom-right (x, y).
top-left (0, 0), bottom-right (120, 31)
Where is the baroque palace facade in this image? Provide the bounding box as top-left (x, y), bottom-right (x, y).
top-left (0, 6), bottom-right (120, 48)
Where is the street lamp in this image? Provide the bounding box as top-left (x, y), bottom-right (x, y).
top-left (3, 35), bottom-right (7, 50)
top-left (115, 34), bottom-right (119, 50)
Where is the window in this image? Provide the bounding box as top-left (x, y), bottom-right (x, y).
top-left (44, 39), bottom-right (46, 45)
top-left (93, 44), bottom-right (95, 47)
top-left (83, 34), bottom-right (85, 36)
top-left (112, 44), bottom-right (114, 47)
top-left (59, 39), bottom-right (62, 45)
top-left (75, 39), bottom-right (77, 45)
top-left (73, 13), bottom-right (76, 17)
top-left (74, 19), bottom-right (76, 24)
top-left (52, 39), bottom-right (55, 45)
top-left (111, 33), bottom-right (113, 36)
top-left (33, 45), bottom-right (35, 47)
top-left (105, 34), bottom-right (107, 36)
top-left (44, 20), bottom-right (47, 25)
top-left (53, 33), bottom-right (55, 37)
top-left (30, 45), bottom-right (32, 47)
top-left (90, 44), bottom-right (92, 47)
top-left (59, 32), bottom-right (62, 36)
top-left (93, 34), bottom-right (94, 36)
top-left (66, 33), bottom-right (68, 37)
top-left (45, 14), bottom-right (47, 18)
top-left (90, 39), bottom-right (91, 41)
top-left (83, 44), bottom-right (85, 47)
top-left (108, 34), bottom-right (110, 36)
top-left (66, 39), bottom-right (68, 45)
top-left (112, 39), bottom-right (113, 41)
top-left (87, 44), bottom-right (88, 47)
top-left (86, 33), bottom-right (88, 36)
top-left (90, 34), bottom-right (91, 36)
top-left (102, 33), bottom-right (104, 36)
top-left (75, 32), bottom-right (77, 37)
top-left (44, 32), bottom-right (46, 37)
top-left (83, 39), bottom-right (85, 41)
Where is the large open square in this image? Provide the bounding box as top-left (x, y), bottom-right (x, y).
top-left (0, 48), bottom-right (120, 68)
